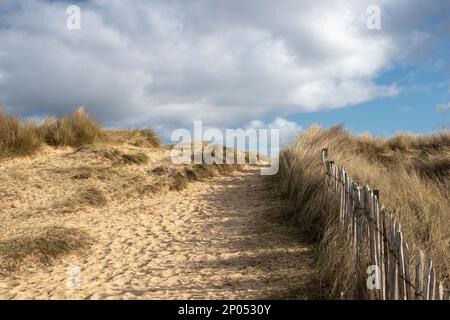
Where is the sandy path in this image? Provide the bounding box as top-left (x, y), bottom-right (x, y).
top-left (0, 168), bottom-right (312, 299)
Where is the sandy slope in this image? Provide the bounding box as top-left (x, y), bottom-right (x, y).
top-left (0, 147), bottom-right (312, 299)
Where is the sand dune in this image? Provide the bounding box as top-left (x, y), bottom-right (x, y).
top-left (0, 146), bottom-right (312, 299)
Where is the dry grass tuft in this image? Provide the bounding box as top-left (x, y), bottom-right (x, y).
top-left (169, 163), bottom-right (240, 190)
top-left (90, 148), bottom-right (149, 165)
top-left (0, 109), bottom-right (42, 158)
top-left (168, 171), bottom-right (190, 191)
top-left (79, 187), bottom-right (107, 207)
top-left (121, 152), bottom-right (149, 165)
top-left (71, 167), bottom-right (92, 180)
top-left (148, 166), bottom-right (169, 176)
top-left (274, 125), bottom-right (450, 298)
top-left (98, 148), bottom-right (122, 162)
top-left (139, 164), bottom-right (237, 195)
top-left (142, 162), bottom-right (242, 195)
top-left (0, 226), bottom-right (92, 273)
top-left (137, 180), bottom-right (169, 195)
top-left (105, 129), bottom-right (160, 148)
top-left (41, 107), bottom-right (102, 147)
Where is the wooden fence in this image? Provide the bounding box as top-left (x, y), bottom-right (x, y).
top-left (321, 148), bottom-right (450, 300)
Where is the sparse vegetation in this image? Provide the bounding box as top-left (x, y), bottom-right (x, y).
top-left (0, 226), bottom-right (92, 273)
top-left (136, 161), bottom-right (242, 196)
top-left (144, 162), bottom-right (242, 194)
top-left (274, 125), bottom-right (450, 298)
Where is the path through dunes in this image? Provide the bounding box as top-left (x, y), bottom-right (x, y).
top-left (0, 166), bottom-right (313, 299)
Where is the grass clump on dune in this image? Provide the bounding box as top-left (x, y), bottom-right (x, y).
top-left (41, 107), bottom-right (102, 147)
top-left (0, 109), bottom-right (42, 158)
top-left (0, 107), bottom-right (162, 159)
top-left (274, 124), bottom-right (450, 298)
top-left (79, 187), bottom-right (107, 207)
top-left (121, 152), bottom-right (149, 165)
top-left (105, 129), bottom-right (160, 148)
top-left (0, 227), bottom-right (92, 273)
top-left (59, 187), bottom-right (108, 212)
top-left (0, 106), bottom-right (101, 157)
top-left (143, 161), bottom-right (242, 195)
top-left (170, 162), bottom-right (241, 190)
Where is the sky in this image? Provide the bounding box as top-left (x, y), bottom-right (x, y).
top-left (0, 0), bottom-right (449, 144)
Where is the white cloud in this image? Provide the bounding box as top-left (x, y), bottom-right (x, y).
top-left (0, 0), bottom-right (447, 137)
top-left (436, 103), bottom-right (450, 113)
top-left (246, 117), bottom-right (302, 146)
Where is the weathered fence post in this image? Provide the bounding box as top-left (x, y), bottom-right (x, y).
top-left (415, 251), bottom-right (425, 300)
top-left (381, 207), bottom-right (390, 299)
top-left (321, 148), bottom-right (329, 173)
top-left (425, 260), bottom-right (436, 300)
top-left (387, 215), bottom-right (399, 299)
top-left (402, 241), bottom-right (412, 299)
top-left (397, 225), bottom-right (411, 299)
top-left (375, 199), bottom-right (386, 300)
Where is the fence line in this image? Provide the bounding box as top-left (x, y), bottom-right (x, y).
top-left (321, 148), bottom-right (450, 300)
